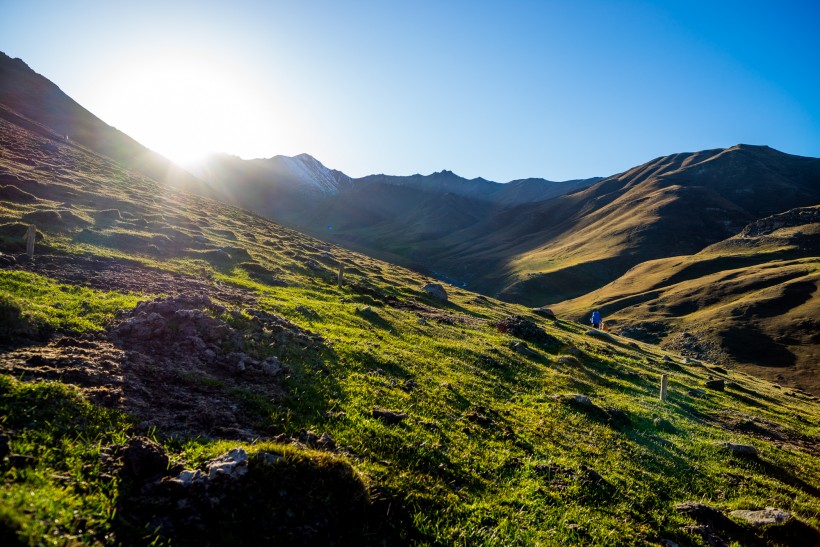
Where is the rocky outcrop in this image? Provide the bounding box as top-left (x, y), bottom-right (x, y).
top-left (495, 315), bottom-right (559, 346)
top-left (740, 206), bottom-right (820, 237)
top-left (421, 283), bottom-right (448, 301)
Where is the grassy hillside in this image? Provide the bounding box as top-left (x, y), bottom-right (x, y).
top-left (270, 145), bottom-right (820, 310)
top-left (552, 207), bottom-right (820, 394)
top-left (2, 110), bottom-right (820, 545)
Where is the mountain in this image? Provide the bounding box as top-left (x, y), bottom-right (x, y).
top-left (436, 144), bottom-right (820, 305)
top-left (0, 51), bottom-right (199, 189)
top-left (192, 152), bottom-right (353, 196)
top-left (354, 170), bottom-right (599, 206)
top-left (2, 65), bottom-right (820, 545)
top-left (552, 205), bottom-right (820, 391)
top-left (194, 144), bottom-right (820, 312)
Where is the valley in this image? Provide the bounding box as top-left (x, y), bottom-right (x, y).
top-left (1, 50), bottom-right (819, 545)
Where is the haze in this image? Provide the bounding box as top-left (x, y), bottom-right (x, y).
top-left (1, 0), bottom-right (818, 181)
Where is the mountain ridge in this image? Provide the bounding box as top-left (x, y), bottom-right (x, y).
top-left (0, 51), bottom-right (200, 189)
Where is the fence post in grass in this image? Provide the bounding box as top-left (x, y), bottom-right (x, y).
top-left (660, 374), bottom-right (669, 401)
top-left (24, 224), bottom-right (36, 259)
top-left (338, 263), bottom-right (345, 288)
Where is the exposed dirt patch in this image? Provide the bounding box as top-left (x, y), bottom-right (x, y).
top-left (0, 294), bottom-right (326, 440)
top-left (9, 251), bottom-right (257, 307)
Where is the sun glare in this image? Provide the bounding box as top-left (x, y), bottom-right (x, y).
top-left (92, 48), bottom-right (281, 165)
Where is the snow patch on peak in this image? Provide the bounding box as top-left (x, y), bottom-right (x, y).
top-left (276, 154), bottom-right (351, 194)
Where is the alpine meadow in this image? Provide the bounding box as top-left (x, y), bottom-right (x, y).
top-left (1, 2), bottom-right (820, 546)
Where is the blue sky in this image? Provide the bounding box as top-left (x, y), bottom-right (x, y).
top-left (1, 0), bottom-right (818, 181)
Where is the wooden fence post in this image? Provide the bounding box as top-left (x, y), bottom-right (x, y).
top-left (660, 374), bottom-right (668, 401)
top-left (24, 224), bottom-right (36, 259)
top-left (338, 263), bottom-right (345, 288)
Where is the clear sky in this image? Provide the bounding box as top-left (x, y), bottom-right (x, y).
top-left (1, 0), bottom-right (818, 181)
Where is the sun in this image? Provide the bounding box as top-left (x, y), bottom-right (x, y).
top-left (91, 48), bottom-right (279, 165)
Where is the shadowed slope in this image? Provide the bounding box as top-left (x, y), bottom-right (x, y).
top-left (553, 206), bottom-right (820, 392)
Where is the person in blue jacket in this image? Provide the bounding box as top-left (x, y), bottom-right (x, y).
top-left (590, 309), bottom-right (602, 329)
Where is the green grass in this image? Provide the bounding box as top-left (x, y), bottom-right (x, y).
top-left (0, 377), bottom-right (132, 545)
top-left (1, 126), bottom-right (820, 545)
top-left (0, 270), bottom-right (142, 340)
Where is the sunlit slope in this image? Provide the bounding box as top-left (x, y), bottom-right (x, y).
top-left (0, 51), bottom-right (199, 189)
top-left (469, 145), bottom-right (820, 305)
top-left (553, 206), bottom-right (820, 392)
top-left (2, 91), bottom-right (820, 546)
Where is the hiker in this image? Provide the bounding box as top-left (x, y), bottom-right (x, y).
top-left (590, 309), bottom-right (602, 329)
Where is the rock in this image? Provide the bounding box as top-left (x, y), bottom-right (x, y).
top-left (684, 357), bottom-right (702, 365)
top-left (563, 394), bottom-right (593, 407)
top-left (675, 501), bottom-right (726, 522)
top-left (729, 507), bottom-right (792, 527)
top-left (421, 283), bottom-right (448, 301)
top-left (585, 329), bottom-right (617, 343)
top-left (660, 540), bottom-right (679, 547)
top-left (682, 524), bottom-right (728, 547)
top-left (705, 379), bottom-right (725, 391)
top-left (205, 447), bottom-right (249, 480)
top-left (720, 442), bottom-right (758, 458)
top-left (532, 307), bottom-right (556, 319)
top-left (557, 355), bottom-right (580, 366)
top-left (317, 433), bottom-right (336, 450)
top-left (297, 431), bottom-right (336, 451)
top-left (465, 411), bottom-right (494, 428)
top-left (167, 468), bottom-right (205, 487)
top-left (510, 341), bottom-right (539, 358)
top-left (122, 437), bottom-right (169, 480)
top-left (662, 355), bottom-right (673, 362)
top-left (495, 315), bottom-right (558, 345)
top-left (372, 407), bottom-right (407, 424)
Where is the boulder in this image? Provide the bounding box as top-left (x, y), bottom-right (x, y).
top-left (421, 283), bottom-right (448, 301)
top-left (372, 407), bottom-right (408, 424)
top-left (720, 442), bottom-right (758, 458)
top-left (205, 448), bottom-right (249, 480)
top-left (729, 507), bottom-right (792, 527)
top-left (705, 379), bottom-right (725, 391)
top-left (585, 329), bottom-right (617, 343)
top-left (510, 341), bottom-right (539, 358)
top-left (561, 394), bottom-right (593, 407)
top-left (495, 315), bottom-right (558, 345)
top-left (532, 307), bottom-right (556, 319)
